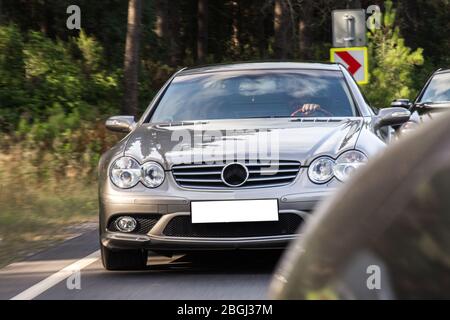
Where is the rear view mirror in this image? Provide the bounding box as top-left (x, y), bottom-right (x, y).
top-left (105, 116), bottom-right (136, 133)
top-left (391, 99), bottom-right (411, 109)
top-left (374, 107), bottom-right (411, 130)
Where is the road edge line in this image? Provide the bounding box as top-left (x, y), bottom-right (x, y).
top-left (10, 250), bottom-right (101, 300)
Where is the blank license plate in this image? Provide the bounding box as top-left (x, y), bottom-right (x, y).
top-left (191, 199), bottom-right (279, 224)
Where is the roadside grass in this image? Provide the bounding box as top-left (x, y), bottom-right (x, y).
top-left (0, 156), bottom-right (98, 268)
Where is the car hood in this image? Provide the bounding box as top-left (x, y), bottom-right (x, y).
top-left (123, 118), bottom-right (364, 168)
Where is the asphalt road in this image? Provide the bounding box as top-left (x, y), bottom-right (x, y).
top-left (0, 229), bottom-right (281, 300)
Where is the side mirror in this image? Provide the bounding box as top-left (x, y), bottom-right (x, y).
top-left (374, 107), bottom-right (411, 130)
top-left (105, 116), bottom-right (136, 133)
top-left (391, 99), bottom-right (411, 109)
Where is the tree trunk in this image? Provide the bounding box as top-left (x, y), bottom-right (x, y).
top-left (298, 3), bottom-right (313, 60)
top-left (197, 0), bottom-right (208, 64)
top-left (257, 11), bottom-right (267, 59)
top-left (155, 0), bottom-right (181, 66)
top-left (123, 0), bottom-right (142, 116)
top-left (273, 0), bottom-right (291, 59)
top-left (154, 0), bottom-right (168, 39)
top-left (230, 1), bottom-right (240, 56)
top-left (168, 3), bottom-right (181, 66)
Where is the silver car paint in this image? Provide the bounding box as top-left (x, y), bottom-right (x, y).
top-left (98, 62), bottom-right (388, 252)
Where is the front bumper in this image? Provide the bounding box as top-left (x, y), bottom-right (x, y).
top-left (102, 231), bottom-right (299, 251)
top-left (101, 210), bottom-right (309, 251)
top-left (100, 190), bottom-right (334, 252)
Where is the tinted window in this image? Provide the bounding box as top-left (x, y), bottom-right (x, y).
top-left (150, 70), bottom-right (356, 122)
top-left (420, 72), bottom-right (450, 103)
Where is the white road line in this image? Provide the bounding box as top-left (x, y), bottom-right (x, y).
top-left (10, 250), bottom-right (101, 300)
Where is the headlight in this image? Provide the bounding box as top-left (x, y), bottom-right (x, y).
top-left (110, 157), bottom-right (165, 189)
top-left (308, 151), bottom-right (368, 184)
top-left (308, 157), bottom-right (335, 184)
top-left (333, 150), bottom-right (368, 182)
top-left (141, 161), bottom-right (165, 188)
top-left (110, 156), bottom-right (141, 188)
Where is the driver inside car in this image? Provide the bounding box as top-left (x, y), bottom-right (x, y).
top-left (290, 103), bottom-right (334, 117)
top-left (291, 103), bottom-right (321, 116)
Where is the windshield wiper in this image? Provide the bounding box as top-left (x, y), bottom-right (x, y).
top-left (240, 116), bottom-right (291, 119)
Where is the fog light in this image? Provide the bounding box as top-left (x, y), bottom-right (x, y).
top-left (115, 216), bottom-right (137, 233)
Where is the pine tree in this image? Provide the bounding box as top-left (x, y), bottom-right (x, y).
top-left (364, 0), bottom-right (424, 108)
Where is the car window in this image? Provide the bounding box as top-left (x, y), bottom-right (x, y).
top-left (419, 72), bottom-right (450, 103)
top-left (149, 70), bottom-right (357, 122)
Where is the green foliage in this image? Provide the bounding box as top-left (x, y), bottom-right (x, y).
top-left (364, 1), bottom-right (424, 108)
top-left (23, 31), bottom-right (86, 115)
top-left (0, 20), bottom-right (175, 184)
top-left (0, 24), bottom-right (28, 130)
top-left (0, 24), bottom-right (123, 182)
top-left (0, 24), bottom-right (122, 128)
top-left (76, 30), bottom-right (104, 73)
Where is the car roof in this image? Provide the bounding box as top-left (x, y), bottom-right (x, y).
top-left (178, 61), bottom-right (341, 75)
top-left (435, 68), bottom-right (450, 75)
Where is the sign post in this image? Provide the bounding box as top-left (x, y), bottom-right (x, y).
top-left (331, 9), bottom-right (369, 85)
top-left (332, 9), bottom-right (366, 48)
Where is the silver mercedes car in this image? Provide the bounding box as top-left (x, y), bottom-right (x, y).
top-left (98, 62), bottom-right (411, 270)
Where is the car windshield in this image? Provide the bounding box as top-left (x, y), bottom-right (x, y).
top-left (149, 69), bottom-right (357, 122)
top-left (419, 72), bottom-right (450, 103)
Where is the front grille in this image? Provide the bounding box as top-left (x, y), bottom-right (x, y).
top-left (172, 160), bottom-right (301, 189)
top-left (163, 213), bottom-right (303, 238)
top-left (107, 214), bottom-right (160, 234)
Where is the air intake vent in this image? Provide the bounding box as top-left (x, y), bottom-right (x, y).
top-left (163, 213), bottom-right (303, 238)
